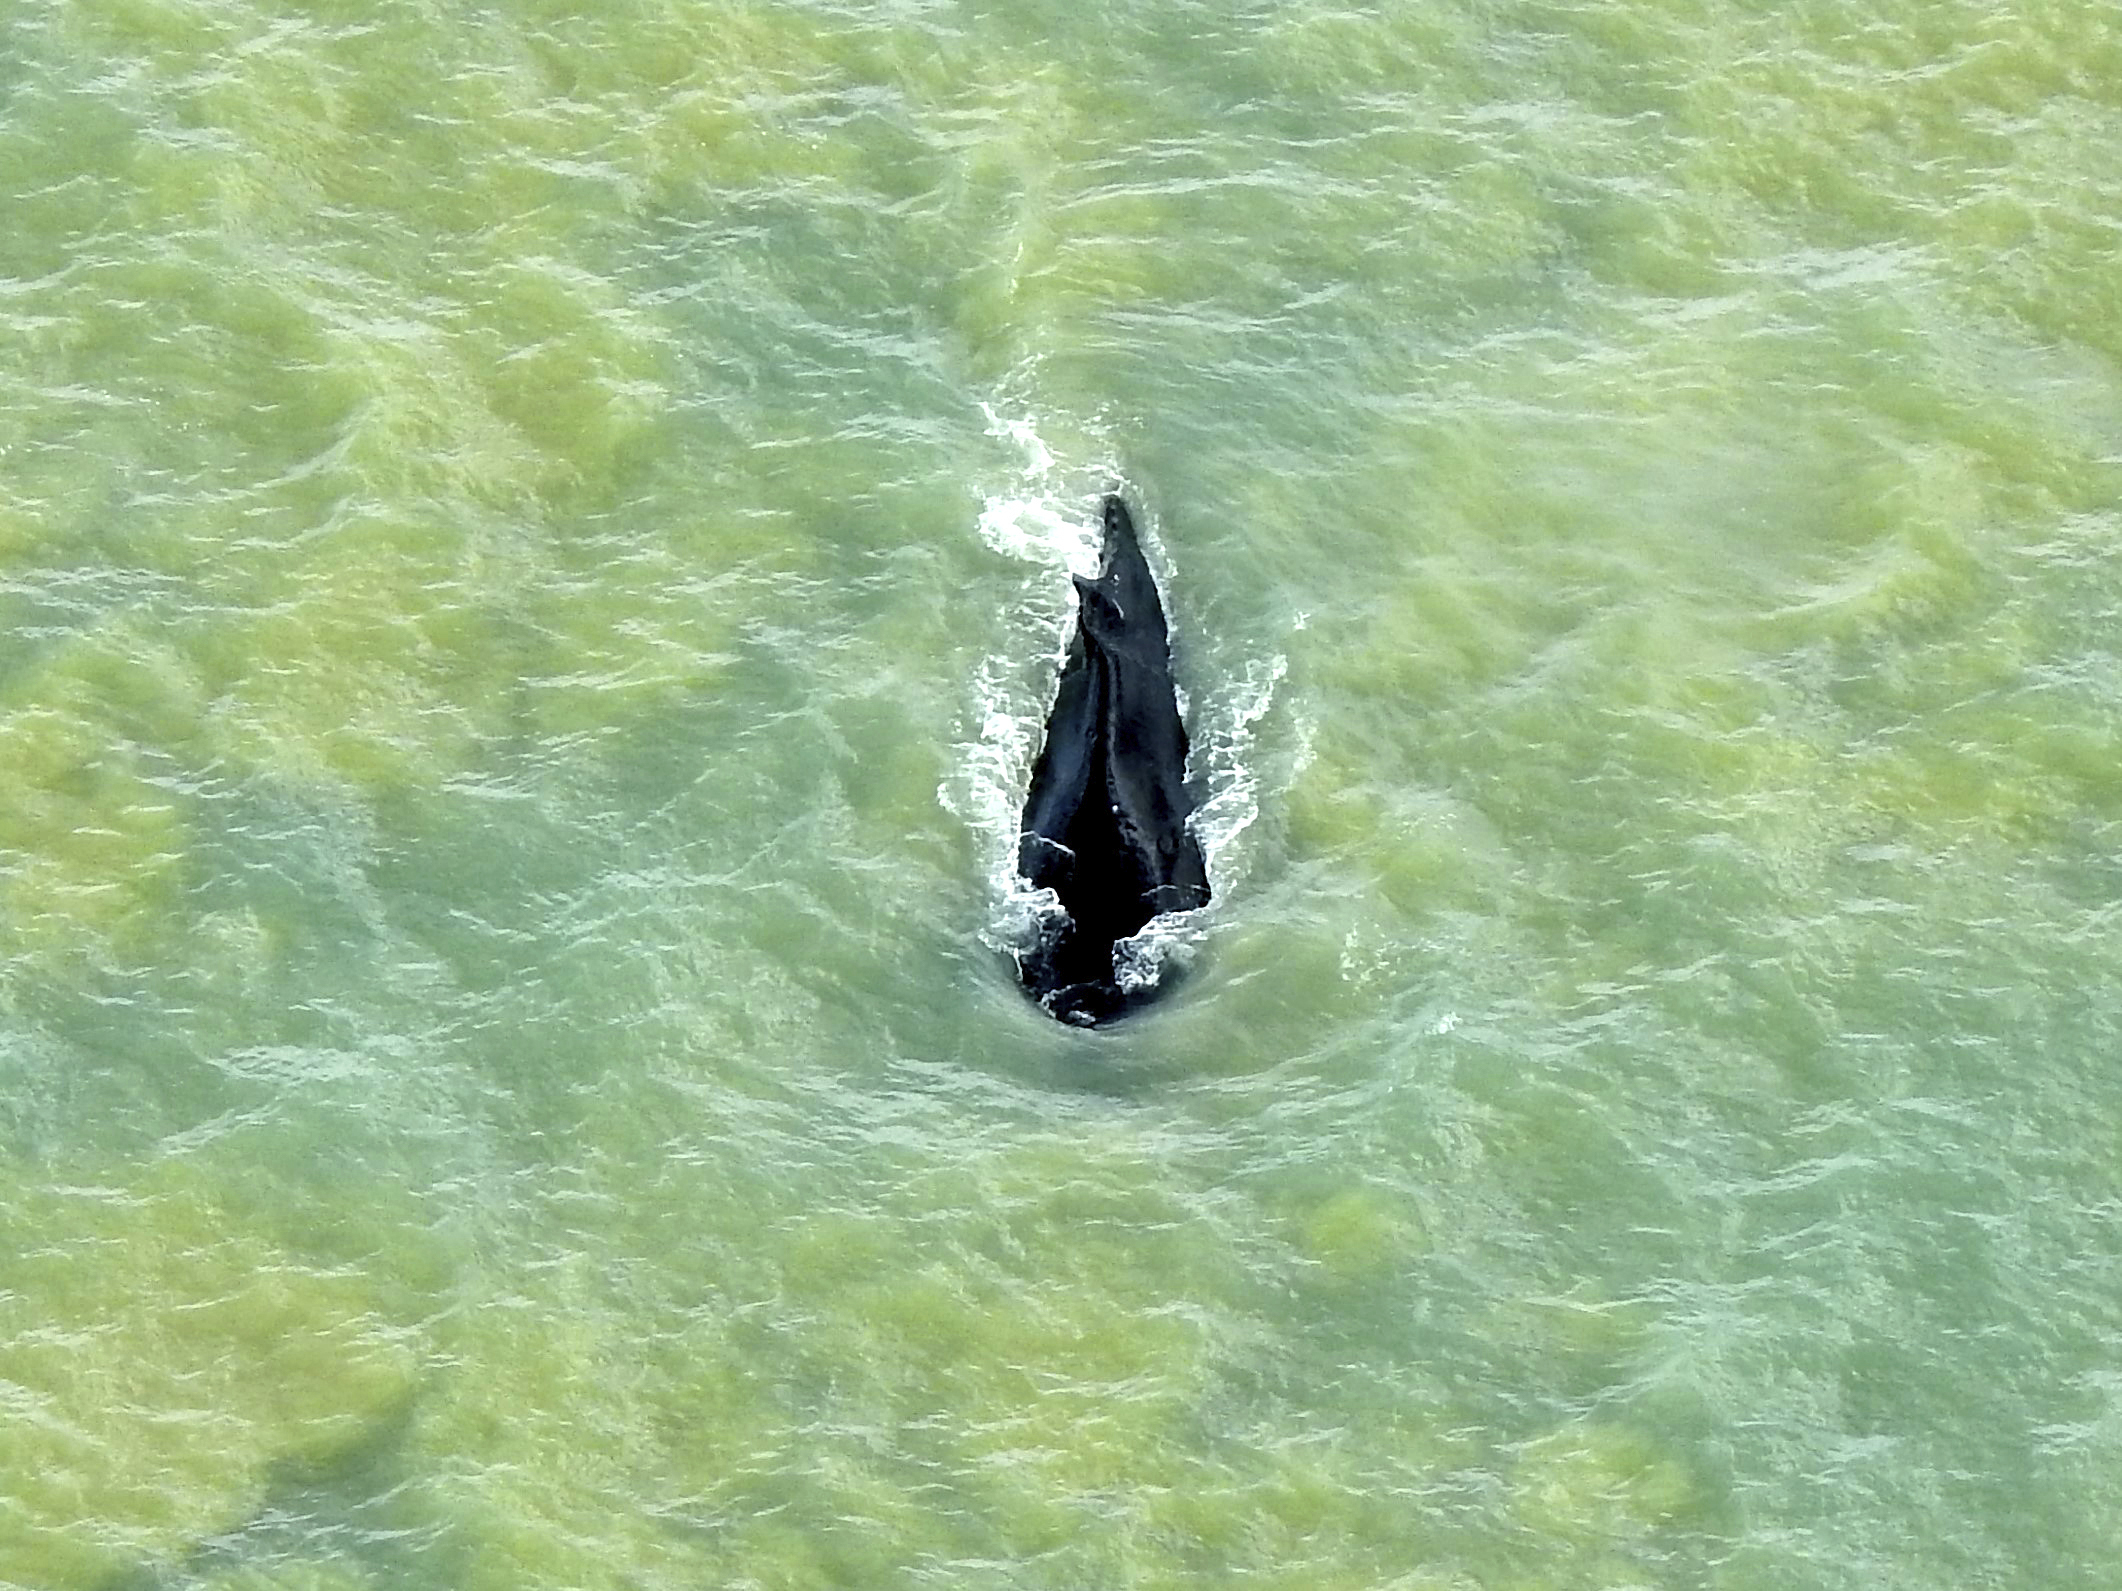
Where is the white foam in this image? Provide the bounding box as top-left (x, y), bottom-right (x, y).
top-left (1190, 648), bottom-right (1290, 872)
top-left (1113, 909), bottom-right (1202, 993)
top-left (945, 649), bottom-right (1067, 959)
top-left (973, 401), bottom-right (1104, 575)
top-left (979, 402), bottom-right (1056, 478)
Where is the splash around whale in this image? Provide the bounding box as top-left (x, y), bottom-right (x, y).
top-left (1013, 494), bottom-right (1210, 1026)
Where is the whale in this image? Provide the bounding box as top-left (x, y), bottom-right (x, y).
top-left (1015, 493), bottom-right (1210, 1025)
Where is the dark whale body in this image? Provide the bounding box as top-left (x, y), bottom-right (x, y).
top-left (1016, 494), bottom-right (1209, 1025)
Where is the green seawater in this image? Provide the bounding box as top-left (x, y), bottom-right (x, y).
top-left (4, 0), bottom-right (2121, 1585)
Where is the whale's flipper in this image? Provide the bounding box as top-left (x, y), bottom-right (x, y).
top-left (1016, 494), bottom-right (1209, 1025)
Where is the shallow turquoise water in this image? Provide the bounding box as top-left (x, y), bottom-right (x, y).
top-left (3, 1), bottom-right (2121, 1586)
